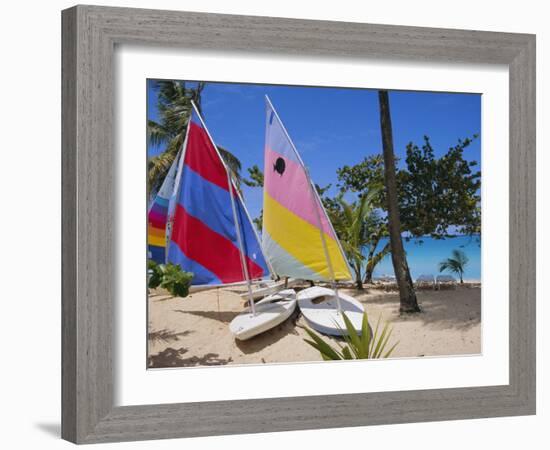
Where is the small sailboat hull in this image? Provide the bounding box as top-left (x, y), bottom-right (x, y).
top-left (239, 278), bottom-right (300, 300)
top-left (297, 286), bottom-right (365, 336)
top-left (230, 289), bottom-right (297, 341)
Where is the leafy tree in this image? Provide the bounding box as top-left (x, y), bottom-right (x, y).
top-left (337, 137), bottom-right (481, 240)
top-left (337, 155), bottom-right (386, 208)
top-left (378, 90), bottom-right (419, 313)
top-left (147, 80), bottom-right (242, 194)
top-left (400, 136), bottom-right (480, 238)
top-left (315, 183), bottom-right (332, 197)
top-left (336, 133), bottom-right (480, 283)
top-left (438, 249), bottom-right (469, 284)
top-left (242, 165), bottom-right (265, 231)
top-left (242, 164), bottom-right (264, 188)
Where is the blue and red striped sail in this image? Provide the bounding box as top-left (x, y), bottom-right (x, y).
top-left (166, 108), bottom-right (270, 286)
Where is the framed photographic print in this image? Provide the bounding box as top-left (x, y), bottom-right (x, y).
top-left (62, 5), bottom-right (536, 444)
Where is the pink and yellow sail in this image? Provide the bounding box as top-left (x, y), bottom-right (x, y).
top-left (262, 97), bottom-right (352, 282)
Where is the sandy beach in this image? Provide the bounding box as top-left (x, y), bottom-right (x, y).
top-left (147, 283), bottom-right (481, 368)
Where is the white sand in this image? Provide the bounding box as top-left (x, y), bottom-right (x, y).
top-left (147, 284), bottom-right (481, 368)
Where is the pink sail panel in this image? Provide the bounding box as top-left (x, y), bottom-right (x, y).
top-left (264, 147), bottom-right (336, 240)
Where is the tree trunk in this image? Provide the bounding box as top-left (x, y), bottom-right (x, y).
top-left (364, 266), bottom-right (374, 285)
top-left (355, 268), bottom-right (364, 291)
top-left (363, 241), bottom-right (377, 285)
top-left (364, 241), bottom-right (391, 285)
top-left (378, 91), bottom-right (420, 313)
top-left (364, 232), bottom-right (383, 285)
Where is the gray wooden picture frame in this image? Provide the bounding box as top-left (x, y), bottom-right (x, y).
top-left (61, 4), bottom-right (536, 444)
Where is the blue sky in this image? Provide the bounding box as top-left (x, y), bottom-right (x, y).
top-left (147, 80), bottom-right (481, 222)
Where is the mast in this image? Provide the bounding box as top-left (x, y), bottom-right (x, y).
top-left (190, 101), bottom-right (257, 315)
top-left (265, 96), bottom-right (344, 312)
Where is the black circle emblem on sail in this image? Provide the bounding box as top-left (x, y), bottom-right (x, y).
top-left (273, 157), bottom-right (286, 176)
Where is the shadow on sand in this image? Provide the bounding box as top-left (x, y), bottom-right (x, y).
top-left (354, 286), bottom-right (481, 331)
top-left (174, 309), bottom-right (240, 324)
top-left (148, 328), bottom-right (193, 344)
top-left (148, 347), bottom-right (233, 368)
top-left (149, 293), bottom-right (175, 302)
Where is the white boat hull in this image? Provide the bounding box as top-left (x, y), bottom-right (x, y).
top-left (297, 286), bottom-right (365, 336)
top-left (239, 278), bottom-right (300, 300)
top-left (230, 289), bottom-right (297, 340)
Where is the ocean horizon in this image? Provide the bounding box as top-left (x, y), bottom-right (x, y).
top-left (369, 234), bottom-right (481, 282)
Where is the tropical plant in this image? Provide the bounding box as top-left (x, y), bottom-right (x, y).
top-left (363, 219), bottom-right (391, 285)
top-left (303, 311), bottom-right (399, 360)
top-left (336, 190), bottom-right (379, 290)
top-left (147, 259), bottom-right (164, 289)
top-left (438, 249), bottom-right (469, 284)
top-left (147, 260), bottom-right (194, 297)
top-left (378, 90), bottom-right (419, 313)
top-left (147, 80), bottom-right (242, 194)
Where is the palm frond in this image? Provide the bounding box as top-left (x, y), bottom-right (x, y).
top-left (438, 249), bottom-right (469, 282)
top-left (147, 120), bottom-right (171, 147)
top-left (148, 80), bottom-right (243, 196)
top-left (148, 151), bottom-right (177, 193)
top-left (218, 146), bottom-right (242, 174)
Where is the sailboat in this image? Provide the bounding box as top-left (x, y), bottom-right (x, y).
top-left (262, 96), bottom-right (365, 336)
top-left (148, 102), bottom-right (297, 341)
top-left (147, 147), bottom-right (182, 264)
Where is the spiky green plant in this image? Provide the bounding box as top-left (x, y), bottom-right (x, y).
top-left (303, 311), bottom-right (399, 360)
top-left (438, 249), bottom-right (469, 284)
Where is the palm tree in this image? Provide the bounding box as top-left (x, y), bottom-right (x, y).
top-left (378, 90), bottom-right (420, 313)
top-left (362, 213), bottom-right (391, 285)
top-left (336, 190), bottom-right (378, 290)
top-left (439, 249), bottom-right (469, 284)
top-left (147, 80), bottom-right (242, 195)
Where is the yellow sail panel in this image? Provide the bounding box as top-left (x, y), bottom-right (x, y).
top-left (148, 231), bottom-right (166, 248)
top-left (263, 192), bottom-right (351, 280)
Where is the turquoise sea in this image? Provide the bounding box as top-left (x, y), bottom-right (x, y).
top-left (370, 235), bottom-right (481, 282)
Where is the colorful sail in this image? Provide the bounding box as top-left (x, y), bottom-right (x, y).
top-left (147, 150), bottom-right (181, 264)
top-left (262, 97), bottom-right (352, 282)
top-left (167, 107), bottom-right (270, 286)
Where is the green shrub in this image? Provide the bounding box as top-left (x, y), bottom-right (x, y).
top-left (147, 260), bottom-right (193, 298)
top-left (303, 311), bottom-right (398, 360)
top-left (147, 260), bottom-right (164, 289)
